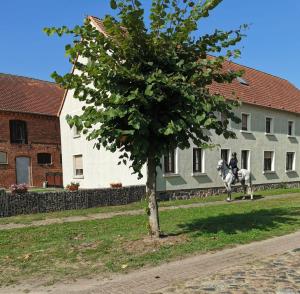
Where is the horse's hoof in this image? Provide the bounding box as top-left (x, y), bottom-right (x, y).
top-left (242, 197), bottom-right (246, 200)
top-left (226, 198), bottom-right (231, 202)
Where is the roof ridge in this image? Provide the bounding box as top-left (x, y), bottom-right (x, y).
top-left (86, 17), bottom-right (298, 90)
top-left (88, 15), bottom-right (102, 21)
top-left (226, 59), bottom-right (299, 90)
top-left (0, 72), bottom-right (58, 86)
top-left (227, 59), bottom-right (286, 80)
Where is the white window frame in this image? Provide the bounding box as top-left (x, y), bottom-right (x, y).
top-left (240, 149), bottom-right (251, 170)
top-left (191, 147), bottom-right (206, 176)
top-left (220, 148), bottom-right (231, 165)
top-left (286, 152), bottom-right (296, 172)
top-left (263, 150), bottom-right (275, 173)
top-left (288, 120), bottom-right (295, 137)
top-left (73, 154), bottom-right (84, 179)
top-left (240, 112), bottom-right (251, 133)
top-left (0, 151), bottom-right (8, 165)
top-left (265, 116), bottom-right (274, 135)
top-left (73, 126), bottom-right (81, 138)
top-left (163, 148), bottom-right (179, 177)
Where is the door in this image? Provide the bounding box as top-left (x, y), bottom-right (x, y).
top-left (16, 157), bottom-right (31, 185)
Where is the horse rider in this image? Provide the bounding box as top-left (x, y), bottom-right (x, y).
top-left (228, 152), bottom-right (239, 183)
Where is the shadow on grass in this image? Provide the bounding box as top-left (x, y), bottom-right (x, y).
top-left (175, 207), bottom-right (300, 237)
top-left (234, 195), bottom-right (264, 201)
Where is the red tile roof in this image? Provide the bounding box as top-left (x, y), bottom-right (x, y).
top-left (72, 16), bottom-right (300, 115)
top-left (211, 62), bottom-right (300, 114)
top-left (88, 16), bottom-right (109, 36)
top-left (0, 73), bottom-right (64, 116)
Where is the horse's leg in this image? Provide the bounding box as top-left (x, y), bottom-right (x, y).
top-left (248, 173), bottom-right (253, 200)
top-left (242, 181), bottom-right (247, 200)
top-left (250, 184), bottom-right (254, 200)
top-left (227, 183), bottom-right (232, 202)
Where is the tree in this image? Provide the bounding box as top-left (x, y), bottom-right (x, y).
top-left (45, 0), bottom-right (246, 238)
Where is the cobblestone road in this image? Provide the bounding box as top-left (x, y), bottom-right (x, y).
top-left (154, 249), bottom-right (300, 294)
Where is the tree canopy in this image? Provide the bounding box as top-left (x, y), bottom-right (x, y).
top-left (45, 0), bottom-right (247, 236)
top-left (45, 0), bottom-right (246, 178)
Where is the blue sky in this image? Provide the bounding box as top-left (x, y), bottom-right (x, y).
top-left (1, 1), bottom-right (299, 88)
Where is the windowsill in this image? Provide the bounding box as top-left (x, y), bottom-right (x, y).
top-left (263, 171), bottom-right (276, 174)
top-left (38, 163), bottom-right (53, 167)
top-left (191, 172), bottom-right (207, 177)
top-left (287, 135), bottom-right (296, 139)
top-left (286, 170), bottom-right (296, 173)
top-left (11, 142), bottom-right (28, 145)
top-left (163, 173), bottom-right (180, 178)
top-left (73, 135), bottom-right (81, 139)
top-left (73, 176), bottom-right (84, 179)
top-left (265, 132), bottom-right (275, 136)
top-left (240, 130), bottom-right (252, 134)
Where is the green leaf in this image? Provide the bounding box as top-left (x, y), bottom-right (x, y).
top-left (110, 0), bottom-right (117, 9)
top-left (145, 84), bottom-right (154, 96)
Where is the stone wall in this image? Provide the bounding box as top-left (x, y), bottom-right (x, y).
top-left (158, 181), bottom-right (300, 201)
top-left (0, 185), bottom-right (146, 218)
top-left (1, 181), bottom-right (299, 218)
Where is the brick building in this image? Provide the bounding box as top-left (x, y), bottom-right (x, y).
top-left (0, 73), bottom-right (64, 188)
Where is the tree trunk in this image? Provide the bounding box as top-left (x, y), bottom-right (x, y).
top-left (146, 158), bottom-right (160, 238)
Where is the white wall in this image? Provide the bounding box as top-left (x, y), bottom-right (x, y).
top-left (60, 59), bottom-right (146, 188)
top-left (156, 103), bottom-right (300, 191)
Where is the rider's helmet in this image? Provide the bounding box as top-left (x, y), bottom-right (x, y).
top-left (232, 152), bottom-right (237, 157)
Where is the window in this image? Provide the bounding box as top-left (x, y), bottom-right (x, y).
top-left (288, 121), bottom-right (294, 136)
top-left (241, 113), bottom-right (250, 131)
top-left (237, 76), bottom-right (249, 86)
top-left (73, 126), bottom-right (81, 138)
top-left (0, 152), bottom-right (7, 164)
top-left (264, 151), bottom-right (274, 172)
top-left (241, 150), bottom-right (250, 170)
top-left (193, 148), bottom-right (203, 173)
top-left (221, 149), bottom-right (230, 164)
top-left (37, 153), bottom-right (52, 165)
top-left (220, 113), bottom-right (227, 125)
top-left (286, 152), bottom-right (295, 171)
top-left (164, 150), bottom-right (176, 173)
top-left (74, 155), bottom-right (84, 177)
top-left (265, 117), bottom-right (273, 134)
top-left (10, 120), bottom-right (28, 144)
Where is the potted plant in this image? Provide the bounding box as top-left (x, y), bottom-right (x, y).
top-left (66, 182), bottom-right (80, 191)
top-left (110, 182), bottom-right (123, 189)
top-left (10, 183), bottom-right (28, 194)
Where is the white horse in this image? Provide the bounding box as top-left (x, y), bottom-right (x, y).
top-left (217, 159), bottom-right (253, 202)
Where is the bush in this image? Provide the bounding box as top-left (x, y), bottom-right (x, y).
top-left (10, 183), bottom-right (28, 194)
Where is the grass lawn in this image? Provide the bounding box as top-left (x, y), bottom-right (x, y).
top-left (1, 193), bottom-right (300, 286)
top-left (5, 187), bottom-right (64, 193)
top-left (0, 187), bottom-right (299, 225)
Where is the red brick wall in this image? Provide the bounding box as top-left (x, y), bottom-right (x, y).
top-left (0, 111), bottom-right (62, 188)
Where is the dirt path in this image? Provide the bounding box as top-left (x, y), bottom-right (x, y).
top-left (2, 230), bottom-right (300, 293)
top-left (0, 193), bottom-right (298, 231)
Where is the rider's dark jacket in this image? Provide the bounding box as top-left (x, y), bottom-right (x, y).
top-left (229, 158), bottom-right (238, 170)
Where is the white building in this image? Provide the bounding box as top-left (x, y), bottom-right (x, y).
top-left (59, 16), bottom-right (300, 193)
